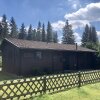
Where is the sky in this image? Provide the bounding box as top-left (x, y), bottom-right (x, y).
top-left (0, 0), bottom-right (100, 44)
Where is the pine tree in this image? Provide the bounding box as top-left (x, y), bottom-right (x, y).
top-left (53, 31), bottom-right (58, 43)
top-left (91, 26), bottom-right (98, 43)
top-left (62, 20), bottom-right (75, 44)
top-left (88, 27), bottom-right (92, 42)
top-left (42, 23), bottom-right (46, 42)
top-left (18, 23), bottom-right (26, 39)
top-left (10, 17), bottom-right (18, 38)
top-left (81, 25), bottom-right (98, 47)
top-left (1, 14), bottom-right (9, 39)
top-left (81, 24), bottom-right (90, 46)
top-left (32, 29), bottom-right (36, 41)
top-left (0, 22), bottom-right (3, 40)
top-left (47, 21), bottom-right (53, 42)
top-left (27, 24), bottom-right (33, 40)
top-left (36, 21), bottom-right (41, 41)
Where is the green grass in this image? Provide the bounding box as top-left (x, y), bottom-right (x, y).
top-left (0, 56), bottom-right (2, 67)
top-left (31, 83), bottom-right (100, 100)
top-left (0, 71), bottom-right (100, 100)
top-left (0, 72), bottom-right (19, 81)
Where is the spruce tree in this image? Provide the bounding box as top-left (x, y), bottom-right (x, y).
top-left (1, 14), bottom-right (9, 39)
top-left (0, 22), bottom-right (3, 40)
top-left (88, 27), bottom-right (92, 42)
top-left (47, 21), bottom-right (53, 42)
top-left (27, 24), bottom-right (33, 40)
top-left (32, 29), bottom-right (36, 41)
top-left (53, 31), bottom-right (58, 43)
top-left (81, 25), bottom-right (98, 47)
top-left (36, 21), bottom-right (41, 41)
top-left (91, 26), bottom-right (98, 43)
top-left (42, 23), bottom-right (46, 42)
top-left (62, 20), bottom-right (75, 44)
top-left (18, 23), bottom-right (26, 39)
top-left (81, 24), bottom-right (90, 46)
top-left (10, 17), bottom-right (18, 38)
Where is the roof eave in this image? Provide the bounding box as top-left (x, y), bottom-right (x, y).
top-left (19, 47), bottom-right (96, 53)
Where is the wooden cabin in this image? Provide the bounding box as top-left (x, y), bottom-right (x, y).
top-left (1, 38), bottom-right (96, 76)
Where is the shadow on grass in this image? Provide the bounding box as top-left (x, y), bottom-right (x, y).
top-left (0, 71), bottom-right (20, 81)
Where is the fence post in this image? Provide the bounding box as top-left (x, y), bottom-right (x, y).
top-left (43, 75), bottom-right (46, 93)
top-left (78, 71), bottom-right (81, 88)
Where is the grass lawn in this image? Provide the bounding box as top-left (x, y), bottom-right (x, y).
top-left (31, 83), bottom-right (100, 100)
top-left (0, 72), bottom-right (19, 81)
top-left (0, 56), bottom-right (2, 72)
top-left (0, 71), bottom-right (100, 100)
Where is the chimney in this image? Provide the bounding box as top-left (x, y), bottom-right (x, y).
top-left (75, 43), bottom-right (77, 50)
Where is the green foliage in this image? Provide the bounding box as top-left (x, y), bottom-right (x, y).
top-left (1, 14), bottom-right (9, 39)
top-left (84, 42), bottom-right (100, 57)
top-left (53, 31), bottom-right (58, 43)
top-left (62, 20), bottom-right (75, 44)
top-left (0, 22), bottom-right (3, 40)
top-left (81, 24), bottom-right (98, 47)
top-left (32, 29), bottom-right (36, 41)
top-left (0, 56), bottom-right (2, 67)
top-left (36, 21), bottom-right (42, 41)
top-left (42, 23), bottom-right (46, 42)
top-left (81, 24), bottom-right (90, 46)
top-left (27, 24), bottom-right (33, 40)
top-left (10, 17), bottom-right (18, 38)
top-left (84, 42), bottom-right (97, 50)
top-left (89, 26), bottom-right (98, 43)
top-left (47, 21), bottom-right (53, 42)
top-left (18, 23), bottom-right (26, 39)
top-left (95, 43), bottom-right (100, 57)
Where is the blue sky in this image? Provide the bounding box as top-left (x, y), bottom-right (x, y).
top-left (0, 0), bottom-right (100, 44)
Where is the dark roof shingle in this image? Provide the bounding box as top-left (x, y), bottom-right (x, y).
top-left (4, 38), bottom-right (96, 52)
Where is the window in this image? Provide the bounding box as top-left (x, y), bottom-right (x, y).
top-left (36, 51), bottom-right (42, 59)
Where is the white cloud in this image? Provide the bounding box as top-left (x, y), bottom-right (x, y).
top-left (52, 2), bottom-right (100, 44)
top-left (70, 20), bottom-right (90, 30)
top-left (25, 26), bottom-right (29, 32)
top-left (74, 32), bottom-right (81, 45)
top-left (97, 31), bottom-right (100, 36)
top-left (51, 21), bottom-right (65, 31)
top-left (58, 35), bottom-right (63, 43)
top-left (0, 17), bottom-right (2, 22)
top-left (52, 20), bottom-right (90, 31)
top-left (65, 2), bottom-right (100, 21)
top-left (52, 2), bottom-right (100, 31)
top-left (96, 31), bottom-right (100, 42)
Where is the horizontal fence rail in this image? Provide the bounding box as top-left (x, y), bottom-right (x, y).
top-left (0, 70), bottom-right (100, 100)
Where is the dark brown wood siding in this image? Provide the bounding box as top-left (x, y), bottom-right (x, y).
top-left (20, 49), bottom-right (63, 76)
top-left (1, 40), bottom-right (96, 76)
top-left (61, 51), bottom-right (95, 71)
top-left (2, 41), bottom-right (20, 75)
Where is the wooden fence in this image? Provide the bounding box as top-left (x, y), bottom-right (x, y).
top-left (0, 70), bottom-right (100, 100)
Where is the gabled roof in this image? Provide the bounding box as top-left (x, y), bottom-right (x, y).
top-left (3, 38), bottom-right (96, 52)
